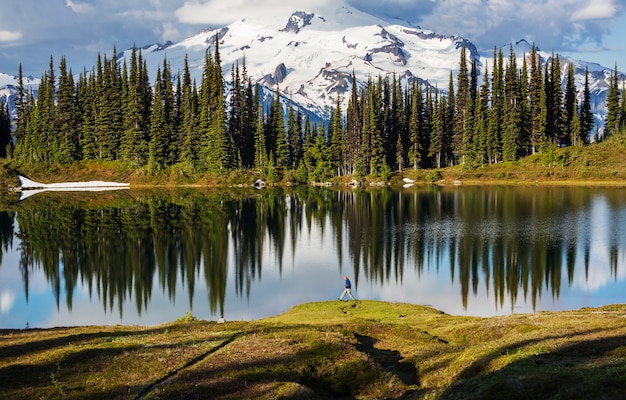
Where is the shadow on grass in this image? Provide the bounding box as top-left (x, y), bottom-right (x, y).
top-left (0, 326), bottom-right (173, 360)
top-left (439, 330), bottom-right (626, 400)
top-left (0, 325), bottom-right (234, 399)
top-left (355, 333), bottom-right (420, 386)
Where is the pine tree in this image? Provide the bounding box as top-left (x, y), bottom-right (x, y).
top-left (579, 67), bottom-right (594, 143)
top-left (55, 56), bottom-right (79, 163)
top-left (240, 61), bottom-right (257, 168)
top-left (502, 45), bottom-right (521, 161)
top-left (287, 100), bottom-right (304, 169)
top-left (604, 65), bottom-right (620, 138)
top-left (77, 69), bottom-right (97, 160)
top-left (474, 65), bottom-right (491, 164)
top-left (228, 61), bottom-right (243, 167)
top-left (407, 80), bottom-right (424, 169)
top-left (368, 77), bottom-right (386, 175)
top-left (329, 96), bottom-right (344, 175)
top-left (547, 53), bottom-right (563, 144)
top-left (122, 47), bottom-right (149, 165)
top-left (563, 62), bottom-right (577, 146)
top-left (253, 94), bottom-right (267, 171)
top-left (148, 67), bottom-right (171, 171)
top-left (429, 89), bottom-right (445, 168)
top-left (95, 51), bottom-right (124, 160)
top-left (528, 44), bottom-right (543, 154)
top-left (179, 56), bottom-right (199, 167)
top-left (0, 102), bottom-right (11, 158)
top-left (487, 49), bottom-right (504, 163)
top-left (161, 58), bottom-right (176, 165)
top-left (518, 57), bottom-right (531, 156)
top-left (198, 40), bottom-right (231, 173)
top-left (14, 64), bottom-right (27, 141)
top-left (456, 46), bottom-right (471, 164)
top-left (345, 71), bottom-right (361, 175)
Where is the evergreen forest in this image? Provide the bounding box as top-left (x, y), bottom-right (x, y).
top-left (2, 40), bottom-right (626, 183)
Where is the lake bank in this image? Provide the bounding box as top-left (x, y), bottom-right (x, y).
top-left (1, 301), bottom-right (626, 399)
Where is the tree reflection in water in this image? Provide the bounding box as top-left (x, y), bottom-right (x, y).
top-left (3, 185), bottom-right (626, 323)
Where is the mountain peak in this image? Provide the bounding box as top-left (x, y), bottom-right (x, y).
top-left (280, 11), bottom-right (315, 34)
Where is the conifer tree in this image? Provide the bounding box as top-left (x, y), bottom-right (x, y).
top-left (502, 45), bottom-right (521, 161)
top-left (528, 44), bottom-right (543, 154)
top-left (161, 58), bottom-right (177, 165)
top-left (253, 94), bottom-right (267, 171)
top-left (287, 100), bottom-right (304, 169)
top-left (240, 62), bottom-right (257, 168)
top-left (55, 56), bottom-right (79, 163)
top-left (407, 80), bottom-right (424, 169)
top-left (455, 46), bottom-right (471, 164)
top-left (518, 56), bottom-right (531, 155)
top-left (579, 67), bottom-right (594, 143)
top-left (429, 89), bottom-right (445, 168)
top-left (198, 40), bottom-right (231, 173)
top-left (306, 124), bottom-right (333, 181)
top-left (14, 64), bottom-right (27, 141)
top-left (0, 102), bottom-right (11, 158)
top-left (148, 67), bottom-right (171, 171)
top-left (179, 56), bottom-right (199, 167)
top-left (122, 47), bottom-right (149, 165)
top-left (547, 53), bottom-right (563, 144)
top-left (329, 96), bottom-right (344, 175)
top-left (345, 72), bottom-right (361, 175)
top-left (538, 67), bottom-right (551, 152)
top-left (563, 62), bottom-right (577, 146)
top-left (368, 77), bottom-right (387, 175)
top-left (77, 69), bottom-right (97, 160)
top-left (474, 65), bottom-right (491, 164)
top-left (228, 61), bottom-right (243, 166)
top-left (487, 49), bottom-right (504, 163)
top-left (96, 51), bottom-right (124, 160)
top-left (604, 65), bottom-right (620, 138)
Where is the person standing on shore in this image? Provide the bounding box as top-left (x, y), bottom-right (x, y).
top-left (339, 275), bottom-right (356, 301)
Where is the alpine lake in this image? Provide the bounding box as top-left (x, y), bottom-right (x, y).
top-left (1, 184), bottom-right (625, 329)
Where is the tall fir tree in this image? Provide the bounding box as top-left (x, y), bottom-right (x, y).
top-left (148, 68), bottom-right (171, 171)
top-left (0, 101), bottom-right (11, 158)
top-left (55, 56), bottom-right (79, 163)
top-left (604, 65), bottom-right (620, 138)
top-left (502, 45), bottom-right (521, 161)
top-left (563, 62), bottom-right (578, 146)
top-left (179, 56), bottom-right (200, 167)
top-left (579, 67), bottom-right (594, 143)
top-left (122, 47), bottom-right (149, 165)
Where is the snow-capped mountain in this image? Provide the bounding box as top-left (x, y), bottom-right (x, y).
top-left (0, 1), bottom-right (622, 134)
top-left (123, 3), bottom-right (479, 119)
top-left (0, 72), bottom-right (39, 121)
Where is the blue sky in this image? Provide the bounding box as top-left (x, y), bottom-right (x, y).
top-left (0, 0), bottom-right (624, 76)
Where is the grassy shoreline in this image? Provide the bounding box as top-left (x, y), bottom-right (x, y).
top-left (2, 301), bottom-right (626, 399)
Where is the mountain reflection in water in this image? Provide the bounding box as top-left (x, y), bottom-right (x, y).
top-left (0, 185), bottom-right (625, 328)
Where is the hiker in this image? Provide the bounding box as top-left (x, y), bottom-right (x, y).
top-left (339, 275), bottom-right (356, 301)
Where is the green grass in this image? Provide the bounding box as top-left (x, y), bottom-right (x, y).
top-left (2, 302), bottom-right (626, 399)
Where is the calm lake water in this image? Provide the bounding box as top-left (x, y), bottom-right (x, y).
top-left (1, 185), bottom-right (625, 329)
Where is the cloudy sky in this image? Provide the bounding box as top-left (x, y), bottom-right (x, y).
top-left (0, 0), bottom-right (624, 77)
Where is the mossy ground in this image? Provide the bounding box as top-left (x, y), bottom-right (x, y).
top-left (2, 301), bottom-right (626, 399)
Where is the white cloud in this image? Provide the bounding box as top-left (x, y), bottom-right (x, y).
top-left (571, 0), bottom-right (618, 21)
top-left (1, 290), bottom-right (15, 313)
top-left (175, 0), bottom-right (335, 25)
top-left (66, 0), bottom-right (96, 15)
top-left (0, 30), bottom-right (22, 43)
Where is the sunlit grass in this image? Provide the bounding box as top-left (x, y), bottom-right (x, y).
top-left (4, 302), bottom-right (625, 399)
